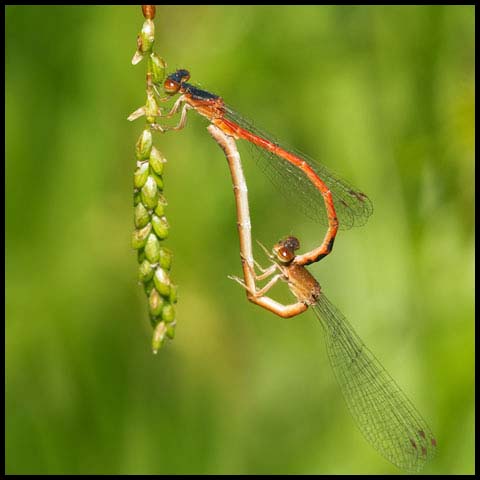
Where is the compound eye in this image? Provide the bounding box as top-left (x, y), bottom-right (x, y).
top-left (164, 79), bottom-right (180, 94)
top-left (275, 246), bottom-right (295, 263)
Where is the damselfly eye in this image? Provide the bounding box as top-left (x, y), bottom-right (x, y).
top-left (272, 236), bottom-right (299, 263)
top-left (164, 79), bottom-right (180, 95)
top-left (274, 245), bottom-right (295, 264)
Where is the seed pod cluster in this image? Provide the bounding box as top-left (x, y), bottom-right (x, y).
top-left (132, 128), bottom-right (177, 353)
top-left (130, 7), bottom-right (175, 353)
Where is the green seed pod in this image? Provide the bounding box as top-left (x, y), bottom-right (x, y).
top-left (138, 259), bottom-right (154, 283)
top-left (140, 19), bottom-right (155, 54)
top-left (152, 321), bottom-right (167, 354)
top-left (154, 195), bottom-right (168, 217)
top-left (144, 233), bottom-right (161, 263)
top-left (135, 129), bottom-right (153, 160)
top-left (134, 162), bottom-right (150, 188)
top-left (132, 223), bottom-right (152, 250)
top-left (149, 288), bottom-right (165, 317)
top-left (149, 147), bottom-right (166, 175)
top-left (141, 176), bottom-right (158, 208)
top-left (154, 203), bottom-right (164, 217)
top-left (150, 170), bottom-right (164, 190)
top-left (166, 321), bottom-right (176, 339)
top-left (158, 247), bottom-right (173, 270)
top-left (153, 267), bottom-right (170, 297)
top-left (149, 53), bottom-right (166, 84)
top-left (145, 91), bottom-right (159, 124)
top-left (162, 304), bottom-right (175, 323)
top-left (151, 214), bottom-right (169, 239)
top-left (169, 284), bottom-right (178, 304)
top-left (134, 202), bottom-right (150, 228)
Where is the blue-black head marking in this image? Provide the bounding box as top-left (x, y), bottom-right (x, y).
top-left (164, 69), bottom-right (219, 100)
top-left (167, 69), bottom-right (190, 84)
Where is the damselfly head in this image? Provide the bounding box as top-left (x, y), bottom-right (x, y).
top-left (273, 236), bottom-right (300, 264)
top-left (164, 69), bottom-right (191, 95)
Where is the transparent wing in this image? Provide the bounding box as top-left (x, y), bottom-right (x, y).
top-left (313, 294), bottom-right (436, 472)
top-left (224, 106), bottom-right (373, 230)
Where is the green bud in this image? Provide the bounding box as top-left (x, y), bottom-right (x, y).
top-left (150, 170), bottom-right (164, 190)
top-left (151, 214), bottom-right (169, 239)
top-left (154, 195), bottom-right (168, 217)
top-left (153, 267), bottom-right (170, 297)
top-left (162, 304), bottom-right (175, 323)
top-left (140, 19), bottom-right (155, 54)
top-left (134, 202), bottom-right (150, 228)
top-left (158, 247), bottom-right (173, 270)
top-left (166, 321), bottom-right (176, 339)
top-left (149, 288), bottom-right (165, 317)
top-left (134, 162), bottom-right (150, 188)
top-left (149, 53), bottom-right (166, 84)
top-left (145, 233), bottom-right (161, 263)
top-left (154, 203), bottom-right (165, 217)
top-left (135, 129), bottom-right (153, 160)
top-left (152, 321), bottom-right (167, 354)
top-left (145, 92), bottom-right (160, 124)
top-left (169, 284), bottom-right (178, 304)
top-left (141, 176), bottom-right (158, 208)
top-left (149, 147), bottom-right (166, 175)
top-left (138, 259), bottom-right (154, 283)
top-left (132, 223), bottom-right (152, 249)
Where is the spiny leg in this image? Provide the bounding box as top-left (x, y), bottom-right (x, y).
top-left (229, 272), bottom-right (283, 298)
top-left (239, 253), bottom-right (278, 281)
top-left (169, 103), bottom-right (192, 131)
top-left (154, 103), bottom-right (192, 133)
top-left (134, 95), bottom-right (187, 131)
top-left (164, 95), bottom-right (186, 118)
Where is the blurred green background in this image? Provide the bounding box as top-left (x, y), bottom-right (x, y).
top-left (5, 5), bottom-right (474, 475)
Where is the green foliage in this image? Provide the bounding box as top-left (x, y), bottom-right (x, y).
top-left (5, 5), bottom-right (474, 475)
